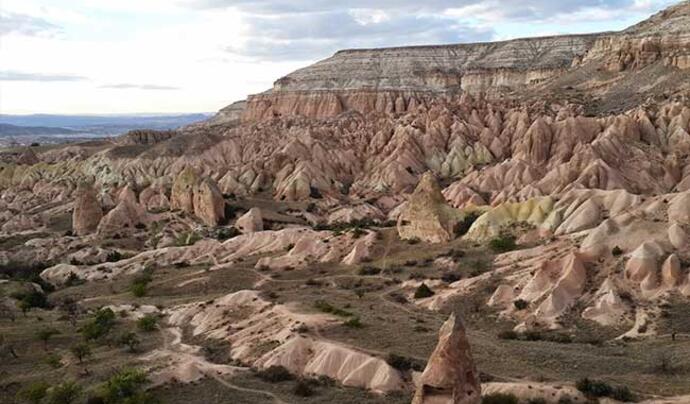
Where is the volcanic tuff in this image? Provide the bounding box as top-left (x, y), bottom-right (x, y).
top-left (2, 2), bottom-right (690, 404)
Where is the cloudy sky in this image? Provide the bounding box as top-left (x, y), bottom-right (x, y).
top-left (0, 0), bottom-right (678, 115)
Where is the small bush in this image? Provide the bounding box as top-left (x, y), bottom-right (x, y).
top-left (576, 378), bottom-right (635, 401)
top-left (16, 381), bottom-right (49, 404)
top-left (406, 237), bottom-right (421, 245)
top-left (44, 353), bottom-right (63, 369)
top-left (343, 317), bottom-right (363, 328)
top-left (80, 308), bottom-right (116, 340)
top-left (513, 299), bottom-right (529, 310)
top-left (489, 235), bottom-right (517, 253)
top-left (612, 246), bottom-right (623, 256)
top-left (313, 300), bottom-right (352, 317)
top-left (413, 283), bottom-right (435, 299)
top-left (386, 353), bottom-right (424, 371)
top-left (36, 327), bottom-right (61, 350)
top-left (441, 272), bottom-right (462, 283)
top-left (137, 315), bottom-right (158, 332)
top-left (358, 266), bottom-right (381, 276)
top-left (70, 343), bottom-right (92, 363)
top-left (257, 366), bottom-right (294, 383)
top-left (293, 380), bottom-right (314, 397)
top-left (98, 368), bottom-right (157, 404)
top-left (482, 392), bottom-right (519, 404)
top-left (455, 212), bottom-right (480, 236)
top-left (117, 332), bottom-right (140, 352)
top-left (46, 381), bottom-right (82, 404)
top-left (106, 251), bottom-right (123, 263)
top-left (214, 226), bottom-right (241, 241)
top-left (497, 330), bottom-right (519, 340)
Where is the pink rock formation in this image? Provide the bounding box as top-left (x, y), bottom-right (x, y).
top-left (412, 313), bottom-right (481, 404)
top-left (235, 207), bottom-right (263, 233)
top-left (72, 182), bottom-right (102, 236)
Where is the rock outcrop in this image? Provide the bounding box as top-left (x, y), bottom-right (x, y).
top-left (235, 207), bottom-right (263, 233)
top-left (72, 182), bottom-right (102, 236)
top-left (171, 167), bottom-right (225, 226)
top-left (398, 172), bottom-right (463, 243)
top-left (412, 313), bottom-right (481, 404)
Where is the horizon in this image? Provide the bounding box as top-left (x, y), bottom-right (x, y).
top-left (0, 0), bottom-right (680, 115)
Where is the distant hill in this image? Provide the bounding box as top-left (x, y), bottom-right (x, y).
top-left (0, 123), bottom-right (82, 136)
top-left (0, 113), bottom-right (211, 135)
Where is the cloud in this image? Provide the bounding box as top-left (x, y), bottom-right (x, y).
top-left (0, 70), bottom-right (87, 82)
top-left (0, 11), bottom-right (61, 37)
top-left (186, 0), bottom-right (671, 61)
top-left (100, 83), bottom-right (181, 90)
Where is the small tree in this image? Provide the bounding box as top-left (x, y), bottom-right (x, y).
top-left (16, 381), bottom-right (49, 404)
top-left (136, 315), bottom-right (158, 332)
top-left (117, 332), bottom-right (140, 353)
top-left (36, 327), bottom-right (61, 350)
top-left (46, 381), bottom-right (82, 404)
top-left (99, 368), bottom-right (156, 404)
top-left (70, 343), bottom-right (92, 364)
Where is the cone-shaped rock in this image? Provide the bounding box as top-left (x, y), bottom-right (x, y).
top-left (398, 172), bottom-right (464, 243)
top-left (171, 167), bottom-right (199, 214)
top-left (193, 177), bottom-right (225, 227)
top-left (412, 313), bottom-right (481, 404)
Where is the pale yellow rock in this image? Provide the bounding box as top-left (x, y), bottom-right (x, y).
top-left (398, 172), bottom-right (464, 243)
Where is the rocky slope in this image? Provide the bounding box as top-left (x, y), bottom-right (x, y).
top-left (1, 3), bottom-right (690, 404)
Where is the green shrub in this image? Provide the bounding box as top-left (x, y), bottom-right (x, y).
top-left (129, 282), bottom-right (147, 297)
top-left (117, 332), bottom-right (140, 352)
top-left (413, 283), bottom-right (435, 299)
top-left (357, 266), bottom-right (381, 276)
top-left (46, 381), bottom-right (81, 404)
top-left (343, 317), bottom-right (363, 328)
top-left (313, 300), bottom-right (352, 317)
top-left (489, 235), bottom-right (517, 253)
top-left (256, 366), bottom-right (294, 383)
top-left (612, 246), bottom-right (623, 256)
top-left (81, 308), bottom-right (116, 340)
top-left (576, 378), bottom-right (635, 401)
top-left (175, 231), bottom-right (201, 246)
top-left (482, 392), bottom-right (519, 404)
top-left (36, 327), bottom-right (61, 350)
top-left (137, 315), bottom-right (158, 332)
top-left (70, 343), bottom-right (92, 364)
top-left (386, 353), bottom-right (425, 371)
top-left (293, 379), bottom-right (314, 397)
top-left (106, 251), bottom-right (123, 263)
top-left (12, 289), bottom-right (49, 311)
top-left (99, 368), bottom-right (157, 404)
top-left (455, 212), bottom-right (480, 236)
top-left (16, 381), bottom-right (50, 404)
top-left (513, 299), bottom-right (529, 310)
top-left (497, 330), bottom-right (519, 340)
top-left (44, 352), bottom-right (63, 369)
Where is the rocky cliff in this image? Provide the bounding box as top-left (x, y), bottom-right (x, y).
top-left (240, 1), bottom-right (690, 121)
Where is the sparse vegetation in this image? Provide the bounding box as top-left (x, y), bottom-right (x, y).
top-left (16, 381), bottom-right (50, 404)
top-left (482, 392), bottom-right (519, 404)
top-left (80, 308), bottom-right (116, 341)
top-left (313, 300), bottom-right (353, 317)
top-left (386, 353), bottom-right (424, 372)
top-left (576, 378), bottom-right (635, 402)
top-left (612, 246), bottom-right (624, 256)
top-left (513, 299), bottom-right (529, 310)
top-left (489, 235), bottom-right (517, 253)
top-left (343, 317), bottom-right (363, 328)
top-left (256, 366), bottom-right (294, 383)
top-left (98, 368), bottom-right (158, 404)
top-left (70, 343), bottom-right (92, 364)
top-left (136, 315), bottom-right (158, 332)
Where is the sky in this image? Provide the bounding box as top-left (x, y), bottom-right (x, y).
top-left (0, 0), bottom-right (679, 115)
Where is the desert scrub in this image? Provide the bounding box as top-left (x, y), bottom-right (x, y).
top-left (137, 314), bottom-right (158, 332)
top-left (482, 392), bottom-right (518, 404)
top-left (313, 300), bottom-right (353, 317)
top-left (256, 365), bottom-right (294, 383)
top-left (576, 378), bottom-right (635, 402)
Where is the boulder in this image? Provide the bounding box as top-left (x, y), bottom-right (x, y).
top-left (398, 172), bottom-right (464, 243)
top-left (236, 208), bottom-right (264, 233)
top-left (412, 313), bottom-right (481, 404)
top-left (72, 182), bottom-right (102, 236)
top-left (97, 185), bottom-right (147, 235)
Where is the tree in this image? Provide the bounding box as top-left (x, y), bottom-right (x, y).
top-left (70, 342), bottom-right (92, 364)
top-left (99, 368), bottom-right (157, 404)
top-left (36, 327), bottom-right (61, 350)
top-left (117, 332), bottom-right (140, 353)
top-left (136, 315), bottom-right (157, 332)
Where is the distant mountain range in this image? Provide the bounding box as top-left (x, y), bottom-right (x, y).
top-left (0, 113), bottom-right (211, 137)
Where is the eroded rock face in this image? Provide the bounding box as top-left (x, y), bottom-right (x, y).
top-left (72, 182), bottom-right (102, 236)
top-left (412, 313), bottom-right (480, 404)
top-left (193, 177), bottom-right (225, 227)
top-left (171, 167), bottom-right (225, 226)
top-left (236, 207), bottom-right (263, 233)
top-left (97, 185), bottom-right (147, 236)
top-left (398, 172), bottom-right (463, 243)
